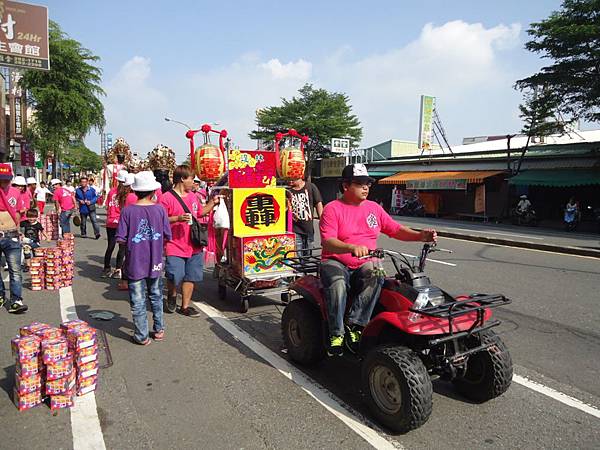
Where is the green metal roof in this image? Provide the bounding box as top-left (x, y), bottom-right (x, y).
top-left (509, 169), bottom-right (600, 187)
top-left (368, 171), bottom-right (396, 177)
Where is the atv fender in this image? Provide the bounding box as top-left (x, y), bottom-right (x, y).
top-left (289, 275), bottom-right (327, 320)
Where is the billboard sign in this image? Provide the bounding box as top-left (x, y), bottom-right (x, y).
top-left (331, 138), bottom-right (350, 154)
top-left (0, 1), bottom-right (49, 70)
top-left (406, 178), bottom-right (466, 190)
top-left (320, 157), bottom-right (346, 178)
top-left (417, 95), bottom-right (436, 151)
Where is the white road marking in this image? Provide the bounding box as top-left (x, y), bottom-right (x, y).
top-left (59, 286), bottom-right (107, 450)
top-left (193, 301), bottom-right (401, 450)
top-left (439, 236), bottom-right (600, 260)
top-left (401, 253), bottom-right (456, 267)
top-left (513, 375), bottom-right (600, 419)
top-left (448, 227), bottom-right (545, 240)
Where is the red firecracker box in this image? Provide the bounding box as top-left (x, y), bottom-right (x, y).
top-left (41, 338), bottom-right (69, 363)
top-left (46, 354), bottom-right (74, 381)
top-left (13, 388), bottom-right (41, 411)
top-left (45, 371), bottom-right (76, 396)
top-left (14, 372), bottom-right (42, 395)
top-left (11, 335), bottom-right (41, 362)
top-left (19, 322), bottom-right (49, 337)
top-left (50, 394), bottom-right (74, 410)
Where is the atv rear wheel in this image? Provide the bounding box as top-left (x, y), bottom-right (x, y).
top-left (362, 346), bottom-right (432, 433)
top-left (453, 330), bottom-right (512, 402)
top-left (281, 298), bottom-right (325, 365)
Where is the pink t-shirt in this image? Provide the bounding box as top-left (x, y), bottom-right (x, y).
top-left (53, 187), bottom-right (75, 211)
top-left (19, 190), bottom-right (32, 211)
top-left (0, 186), bottom-right (26, 221)
top-left (105, 188), bottom-right (120, 228)
top-left (124, 192), bottom-right (138, 208)
top-left (159, 190), bottom-right (202, 257)
top-left (152, 188), bottom-right (163, 203)
top-left (320, 199), bottom-right (402, 269)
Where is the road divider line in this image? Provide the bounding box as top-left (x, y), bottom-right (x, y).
top-left (401, 253), bottom-right (456, 267)
top-left (59, 286), bottom-right (107, 450)
top-left (194, 301), bottom-right (402, 450)
top-left (513, 374), bottom-right (600, 419)
top-left (448, 228), bottom-right (545, 240)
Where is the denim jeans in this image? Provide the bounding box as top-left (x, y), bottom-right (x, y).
top-left (295, 234), bottom-right (314, 256)
top-left (320, 258), bottom-right (383, 337)
top-left (59, 210), bottom-right (73, 234)
top-left (80, 211), bottom-right (100, 237)
top-left (0, 237), bottom-right (22, 302)
top-left (128, 277), bottom-right (164, 343)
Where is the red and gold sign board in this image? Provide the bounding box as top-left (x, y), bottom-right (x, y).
top-left (228, 150), bottom-right (277, 188)
top-left (231, 234), bottom-right (295, 277)
top-left (232, 188), bottom-right (286, 237)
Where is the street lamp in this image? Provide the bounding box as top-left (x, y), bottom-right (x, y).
top-left (164, 116), bottom-right (191, 130)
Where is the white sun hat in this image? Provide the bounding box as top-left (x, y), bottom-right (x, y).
top-left (116, 169), bottom-right (128, 183)
top-left (26, 177), bottom-right (37, 185)
top-left (50, 178), bottom-right (62, 186)
top-left (13, 175), bottom-right (26, 186)
top-left (132, 171), bottom-right (161, 192)
top-left (124, 173), bottom-right (135, 187)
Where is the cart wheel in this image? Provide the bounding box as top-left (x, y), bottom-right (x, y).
top-left (281, 291), bottom-right (292, 304)
top-left (240, 296), bottom-right (250, 313)
top-left (218, 284), bottom-right (226, 300)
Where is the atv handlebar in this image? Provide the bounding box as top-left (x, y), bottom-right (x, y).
top-left (364, 244), bottom-right (453, 273)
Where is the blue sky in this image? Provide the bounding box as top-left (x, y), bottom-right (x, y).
top-left (44, 0), bottom-right (565, 161)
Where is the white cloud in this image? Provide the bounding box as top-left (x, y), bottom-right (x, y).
top-left (260, 58), bottom-right (312, 80)
top-left (90, 20), bottom-right (530, 161)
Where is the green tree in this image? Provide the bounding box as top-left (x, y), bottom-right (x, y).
top-left (20, 21), bottom-right (105, 178)
top-left (249, 84), bottom-right (362, 166)
top-left (515, 0), bottom-right (600, 123)
top-left (61, 140), bottom-right (103, 176)
top-left (514, 87), bottom-right (564, 173)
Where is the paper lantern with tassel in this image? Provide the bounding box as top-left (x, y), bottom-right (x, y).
top-left (194, 143), bottom-right (225, 181)
top-left (275, 129), bottom-right (308, 180)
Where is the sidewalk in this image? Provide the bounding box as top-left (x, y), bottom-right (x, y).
top-left (395, 215), bottom-right (600, 258)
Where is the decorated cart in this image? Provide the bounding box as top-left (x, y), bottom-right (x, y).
top-left (187, 125), bottom-right (308, 312)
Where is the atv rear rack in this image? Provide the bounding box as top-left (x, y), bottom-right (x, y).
top-left (411, 294), bottom-right (512, 346)
top-left (282, 248), bottom-right (322, 275)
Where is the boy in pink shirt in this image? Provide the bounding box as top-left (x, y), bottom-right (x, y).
top-left (159, 165), bottom-right (219, 317)
top-left (319, 164), bottom-right (436, 356)
top-left (52, 179), bottom-right (76, 236)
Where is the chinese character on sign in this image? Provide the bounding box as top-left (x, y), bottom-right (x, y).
top-left (24, 45), bottom-right (40, 57)
top-left (8, 42), bottom-right (23, 54)
top-left (1, 14), bottom-right (16, 40)
top-left (244, 194), bottom-right (276, 227)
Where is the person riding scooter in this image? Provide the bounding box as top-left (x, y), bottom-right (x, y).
top-left (516, 195), bottom-right (532, 215)
top-left (564, 197), bottom-right (579, 231)
top-left (319, 163), bottom-right (436, 356)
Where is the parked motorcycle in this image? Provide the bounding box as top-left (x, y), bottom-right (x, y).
top-left (399, 198), bottom-right (425, 217)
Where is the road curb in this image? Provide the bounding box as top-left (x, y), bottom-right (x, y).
top-left (412, 228), bottom-right (600, 258)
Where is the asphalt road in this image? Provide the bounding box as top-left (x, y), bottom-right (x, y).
top-left (1, 218), bottom-right (599, 449)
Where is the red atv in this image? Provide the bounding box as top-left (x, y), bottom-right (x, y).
top-left (281, 244), bottom-right (513, 433)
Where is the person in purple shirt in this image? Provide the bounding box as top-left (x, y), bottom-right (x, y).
top-left (116, 171), bottom-right (172, 345)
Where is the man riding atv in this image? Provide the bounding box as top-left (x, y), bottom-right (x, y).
top-left (319, 164), bottom-right (436, 356)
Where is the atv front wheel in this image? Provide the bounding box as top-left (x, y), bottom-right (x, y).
top-left (362, 346), bottom-right (432, 433)
top-left (281, 299), bottom-right (325, 365)
top-left (453, 330), bottom-right (513, 402)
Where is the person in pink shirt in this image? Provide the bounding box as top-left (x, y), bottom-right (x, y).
top-left (102, 170), bottom-right (128, 278)
top-left (319, 164), bottom-right (437, 356)
top-left (52, 179), bottom-right (76, 236)
top-left (13, 176), bottom-right (29, 216)
top-left (159, 165), bottom-right (219, 317)
top-left (123, 174), bottom-right (138, 207)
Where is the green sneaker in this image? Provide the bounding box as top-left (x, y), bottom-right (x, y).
top-left (327, 335), bottom-right (344, 356)
top-left (345, 326), bottom-right (362, 354)
top-left (8, 299), bottom-right (28, 314)
top-left (0, 297), bottom-right (5, 309)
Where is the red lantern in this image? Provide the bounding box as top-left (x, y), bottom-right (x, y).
top-left (194, 143), bottom-right (225, 181)
top-left (186, 124), bottom-right (228, 182)
top-left (275, 130), bottom-right (308, 180)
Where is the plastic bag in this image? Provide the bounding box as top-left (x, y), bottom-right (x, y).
top-left (213, 201), bottom-right (230, 229)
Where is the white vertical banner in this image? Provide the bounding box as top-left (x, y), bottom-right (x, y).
top-left (418, 95), bottom-right (436, 151)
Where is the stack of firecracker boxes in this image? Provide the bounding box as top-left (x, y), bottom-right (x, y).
top-left (30, 233), bottom-right (75, 291)
top-left (40, 213), bottom-right (60, 241)
top-left (11, 320), bottom-right (99, 411)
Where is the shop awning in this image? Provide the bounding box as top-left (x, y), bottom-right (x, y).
top-left (379, 170), bottom-right (506, 185)
top-left (509, 169), bottom-right (600, 187)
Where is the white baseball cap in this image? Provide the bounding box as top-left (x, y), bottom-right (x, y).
top-left (26, 177), bottom-right (37, 185)
top-left (124, 173), bottom-right (135, 187)
top-left (50, 178), bottom-right (62, 186)
top-left (116, 169), bottom-right (128, 183)
top-left (132, 171), bottom-right (161, 192)
top-left (13, 175), bottom-right (26, 186)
